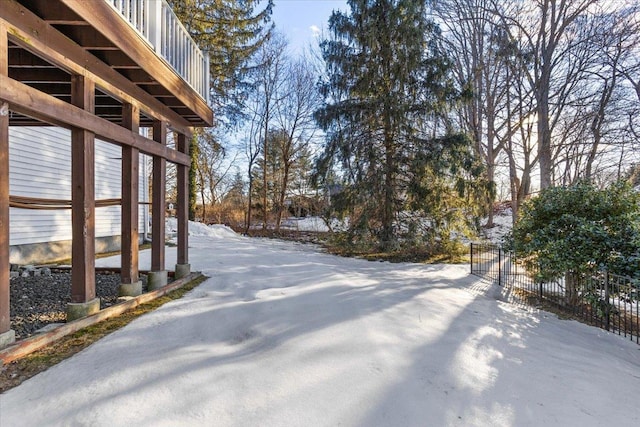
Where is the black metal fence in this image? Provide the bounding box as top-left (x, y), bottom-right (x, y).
top-left (470, 243), bottom-right (640, 344)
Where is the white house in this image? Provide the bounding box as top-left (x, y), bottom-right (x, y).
top-left (9, 126), bottom-right (150, 264)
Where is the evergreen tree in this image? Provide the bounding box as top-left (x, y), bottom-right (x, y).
top-left (188, 134), bottom-right (199, 221)
top-left (315, 0), bottom-right (479, 248)
top-left (168, 0), bottom-right (274, 123)
top-left (169, 0), bottom-right (272, 222)
top-left (224, 172), bottom-right (246, 207)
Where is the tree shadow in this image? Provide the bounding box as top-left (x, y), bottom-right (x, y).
top-left (355, 281), bottom-right (640, 426)
top-left (2, 247), bottom-right (467, 424)
top-left (3, 239), bottom-right (638, 426)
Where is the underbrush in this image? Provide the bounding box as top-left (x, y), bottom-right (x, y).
top-left (305, 231), bottom-right (468, 264)
top-left (241, 226), bottom-right (469, 264)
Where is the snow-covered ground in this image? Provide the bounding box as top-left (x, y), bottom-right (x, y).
top-left (280, 216), bottom-right (331, 232)
top-left (1, 224), bottom-right (639, 426)
top-left (482, 208), bottom-right (514, 244)
top-left (275, 210), bottom-right (513, 243)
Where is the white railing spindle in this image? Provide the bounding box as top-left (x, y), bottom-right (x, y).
top-left (105, 0), bottom-right (209, 102)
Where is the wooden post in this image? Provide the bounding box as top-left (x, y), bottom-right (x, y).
top-left (0, 23), bottom-right (12, 344)
top-left (175, 132), bottom-right (190, 278)
top-left (0, 101), bottom-right (9, 338)
top-left (120, 103), bottom-right (141, 296)
top-left (68, 75), bottom-right (99, 319)
top-left (149, 120), bottom-right (167, 289)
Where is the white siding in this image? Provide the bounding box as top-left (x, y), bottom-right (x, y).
top-left (9, 127), bottom-right (148, 246)
top-left (95, 140), bottom-right (122, 239)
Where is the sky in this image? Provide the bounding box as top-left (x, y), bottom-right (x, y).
top-left (1, 219), bottom-right (639, 426)
top-left (271, 0), bottom-right (349, 54)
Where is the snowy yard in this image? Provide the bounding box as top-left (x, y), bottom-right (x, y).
top-left (1, 224), bottom-right (639, 426)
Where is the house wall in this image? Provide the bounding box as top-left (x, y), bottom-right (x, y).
top-left (8, 127), bottom-right (149, 264)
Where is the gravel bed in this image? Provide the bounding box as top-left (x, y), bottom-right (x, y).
top-left (9, 271), bottom-right (148, 340)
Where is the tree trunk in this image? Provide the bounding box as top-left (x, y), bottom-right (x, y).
top-left (537, 72), bottom-right (553, 190)
top-left (586, 77), bottom-right (614, 181)
top-left (485, 162), bottom-right (495, 228)
top-left (382, 128), bottom-right (395, 248)
top-left (262, 151), bottom-right (268, 231)
top-left (565, 271), bottom-right (580, 306)
top-left (275, 162), bottom-right (290, 233)
top-left (245, 167), bottom-right (254, 235)
top-left (507, 147), bottom-right (519, 224)
top-left (262, 103), bottom-right (269, 231)
top-left (200, 186), bottom-right (206, 223)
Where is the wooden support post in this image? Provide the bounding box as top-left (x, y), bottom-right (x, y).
top-left (68, 75), bottom-right (99, 320)
top-left (175, 132), bottom-right (190, 278)
top-left (0, 23), bottom-right (14, 345)
top-left (149, 120), bottom-right (167, 290)
top-left (120, 103), bottom-right (141, 296)
top-left (0, 100), bottom-right (13, 344)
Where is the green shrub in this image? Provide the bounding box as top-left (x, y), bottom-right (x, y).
top-left (507, 181), bottom-right (640, 282)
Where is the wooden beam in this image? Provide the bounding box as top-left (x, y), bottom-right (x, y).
top-left (90, 50), bottom-right (138, 67)
top-left (52, 24), bottom-right (116, 49)
top-left (43, 21), bottom-right (87, 26)
top-left (177, 133), bottom-right (189, 265)
top-left (18, 0), bottom-right (82, 22)
top-left (70, 75), bottom-right (96, 303)
top-left (8, 48), bottom-right (54, 66)
top-left (8, 68), bottom-right (70, 83)
top-left (93, 106), bottom-right (131, 115)
top-left (121, 103), bottom-right (139, 286)
top-left (0, 22), bottom-right (10, 334)
top-left (138, 85), bottom-right (173, 96)
top-left (0, 0), bottom-right (200, 132)
top-left (19, 82), bottom-right (70, 95)
top-left (151, 121), bottom-right (167, 272)
top-left (0, 103), bottom-right (9, 334)
top-left (106, 69), bottom-right (156, 85)
top-left (59, 0), bottom-right (213, 126)
top-left (0, 75), bottom-right (190, 166)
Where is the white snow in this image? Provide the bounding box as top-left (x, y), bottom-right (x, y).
top-left (1, 222), bottom-right (639, 426)
top-left (483, 208), bottom-right (514, 244)
top-left (166, 217), bottom-right (240, 239)
top-left (280, 216), bottom-right (331, 232)
top-left (280, 216), bottom-right (349, 233)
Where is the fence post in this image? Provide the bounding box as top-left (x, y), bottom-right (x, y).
top-left (604, 270), bottom-right (610, 331)
top-left (539, 281), bottom-right (543, 300)
top-left (498, 247), bottom-right (502, 286)
top-left (470, 243), bottom-right (473, 275)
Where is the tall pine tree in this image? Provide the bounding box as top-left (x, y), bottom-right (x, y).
top-left (168, 0), bottom-right (273, 222)
top-left (168, 0), bottom-right (274, 123)
top-left (315, 0), bottom-right (478, 248)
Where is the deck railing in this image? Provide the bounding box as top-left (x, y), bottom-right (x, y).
top-left (106, 0), bottom-right (210, 102)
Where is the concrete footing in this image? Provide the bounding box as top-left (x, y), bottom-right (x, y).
top-left (118, 280), bottom-right (142, 297)
top-left (0, 329), bottom-right (16, 349)
top-left (175, 264), bottom-right (191, 279)
top-left (66, 298), bottom-right (100, 322)
top-left (147, 270), bottom-right (168, 291)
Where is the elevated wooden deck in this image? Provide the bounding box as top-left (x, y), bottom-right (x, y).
top-left (4, 0), bottom-right (212, 128)
top-left (0, 0), bottom-right (212, 347)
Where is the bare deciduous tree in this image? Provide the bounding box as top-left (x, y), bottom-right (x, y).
top-left (272, 57), bottom-right (321, 231)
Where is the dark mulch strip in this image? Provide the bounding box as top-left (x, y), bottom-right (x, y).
top-left (9, 271), bottom-right (148, 340)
